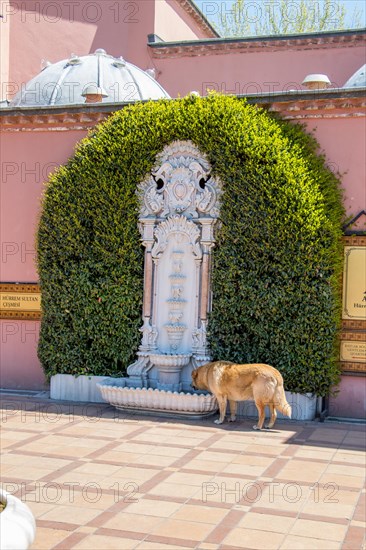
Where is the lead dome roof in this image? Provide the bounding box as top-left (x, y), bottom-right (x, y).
top-left (10, 49), bottom-right (170, 107)
top-left (343, 64), bottom-right (366, 89)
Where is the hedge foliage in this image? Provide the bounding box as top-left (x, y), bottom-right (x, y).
top-left (37, 94), bottom-right (344, 395)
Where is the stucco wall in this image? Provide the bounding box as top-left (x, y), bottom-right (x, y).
top-left (154, 0), bottom-right (211, 41)
top-left (328, 375), bottom-right (366, 419)
top-left (153, 45), bottom-right (365, 97)
top-left (0, 319), bottom-right (44, 390)
top-left (0, 0), bottom-right (11, 101)
top-left (303, 116), bottom-right (366, 220)
top-left (0, 128), bottom-right (89, 390)
top-left (0, 129), bottom-right (88, 282)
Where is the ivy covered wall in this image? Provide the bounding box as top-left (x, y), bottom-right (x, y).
top-left (37, 95), bottom-right (344, 395)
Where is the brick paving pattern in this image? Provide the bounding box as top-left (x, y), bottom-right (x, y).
top-left (0, 396), bottom-right (365, 549)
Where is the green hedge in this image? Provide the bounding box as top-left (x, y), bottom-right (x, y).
top-left (37, 94), bottom-right (344, 394)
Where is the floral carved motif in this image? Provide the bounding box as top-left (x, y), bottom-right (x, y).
top-left (138, 141), bottom-right (221, 219)
top-left (151, 215), bottom-right (202, 260)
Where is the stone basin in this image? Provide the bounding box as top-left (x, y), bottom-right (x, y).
top-left (149, 353), bottom-right (191, 368)
top-left (97, 378), bottom-right (218, 418)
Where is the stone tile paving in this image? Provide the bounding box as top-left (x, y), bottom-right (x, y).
top-left (0, 395), bottom-right (365, 549)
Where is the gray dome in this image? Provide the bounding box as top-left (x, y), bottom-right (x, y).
top-left (343, 64), bottom-right (366, 89)
top-left (10, 49), bottom-right (170, 107)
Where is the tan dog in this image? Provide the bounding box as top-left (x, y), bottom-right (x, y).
top-left (192, 361), bottom-right (291, 430)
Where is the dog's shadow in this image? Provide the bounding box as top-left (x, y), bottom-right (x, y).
top-left (216, 419), bottom-right (282, 434)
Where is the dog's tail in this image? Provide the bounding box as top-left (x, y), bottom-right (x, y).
top-left (275, 385), bottom-right (292, 418)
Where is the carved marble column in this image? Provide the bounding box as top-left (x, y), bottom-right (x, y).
top-left (141, 218), bottom-right (155, 326)
top-left (198, 218), bottom-right (216, 322)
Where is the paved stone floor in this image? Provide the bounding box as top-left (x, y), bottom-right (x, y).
top-left (0, 395), bottom-right (365, 549)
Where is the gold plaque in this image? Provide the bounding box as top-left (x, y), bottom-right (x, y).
top-left (0, 284), bottom-right (41, 320)
top-left (340, 341), bottom-right (366, 363)
top-left (342, 246), bottom-right (366, 320)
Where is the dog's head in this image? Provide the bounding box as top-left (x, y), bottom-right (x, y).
top-left (191, 366), bottom-right (208, 390)
top-left (191, 368), bottom-right (199, 389)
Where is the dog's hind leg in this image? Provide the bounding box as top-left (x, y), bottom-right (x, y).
top-left (228, 400), bottom-right (237, 422)
top-left (214, 395), bottom-right (227, 424)
top-left (253, 400), bottom-right (266, 430)
top-left (265, 403), bottom-right (277, 429)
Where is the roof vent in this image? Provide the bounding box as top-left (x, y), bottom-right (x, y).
top-left (82, 85), bottom-right (108, 104)
top-left (113, 56), bottom-right (126, 68)
top-left (67, 54), bottom-right (81, 66)
top-left (41, 60), bottom-right (52, 71)
top-left (145, 68), bottom-right (156, 79)
top-left (302, 74), bottom-right (331, 90)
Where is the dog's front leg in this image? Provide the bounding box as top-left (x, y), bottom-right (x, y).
top-left (214, 395), bottom-right (227, 424)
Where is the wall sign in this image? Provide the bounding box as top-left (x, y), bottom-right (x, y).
top-left (340, 341), bottom-right (366, 363)
top-left (342, 246), bottom-right (366, 320)
top-left (0, 283), bottom-right (41, 320)
top-left (341, 237), bottom-right (366, 374)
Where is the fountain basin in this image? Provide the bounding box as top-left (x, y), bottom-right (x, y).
top-left (97, 378), bottom-right (218, 418)
top-left (149, 353), bottom-right (191, 368)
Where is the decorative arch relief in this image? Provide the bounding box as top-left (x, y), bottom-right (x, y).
top-left (138, 140), bottom-right (222, 219)
top-left (152, 215), bottom-right (202, 261)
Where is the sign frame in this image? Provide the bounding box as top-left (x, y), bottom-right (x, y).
top-left (341, 237), bottom-right (366, 374)
top-left (0, 283), bottom-right (41, 320)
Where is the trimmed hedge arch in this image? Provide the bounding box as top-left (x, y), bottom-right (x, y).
top-left (37, 94), bottom-right (344, 395)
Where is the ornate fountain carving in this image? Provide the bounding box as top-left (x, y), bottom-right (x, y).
top-left (138, 141), bottom-right (221, 220)
top-left (165, 250), bottom-right (187, 352)
top-left (99, 140), bottom-right (222, 414)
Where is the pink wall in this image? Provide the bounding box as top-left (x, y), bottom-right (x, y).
top-left (0, 128), bottom-right (89, 390)
top-left (155, 0), bottom-right (212, 41)
top-left (328, 375), bottom-right (366, 418)
top-left (0, 319), bottom-right (44, 390)
top-left (0, 0), bottom-right (10, 101)
top-left (303, 117), bottom-right (366, 219)
top-left (155, 45), bottom-right (365, 97)
top-left (0, 129), bottom-right (88, 282)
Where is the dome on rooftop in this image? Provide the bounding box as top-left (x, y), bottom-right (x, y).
top-left (10, 49), bottom-right (170, 107)
top-left (343, 64), bottom-right (366, 89)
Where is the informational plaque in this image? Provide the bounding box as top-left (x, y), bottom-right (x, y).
top-left (0, 283), bottom-right (41, 320)
top-left (340, 341), bottom-right (366, 363)
top-left (342, 246), bottom-right (366, 320)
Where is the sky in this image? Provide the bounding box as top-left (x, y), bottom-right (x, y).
top-left (194, 0), bottom-right (366, 35)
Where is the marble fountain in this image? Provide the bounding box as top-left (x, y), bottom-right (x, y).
top-left (98, 141), bottom-right (222, 417)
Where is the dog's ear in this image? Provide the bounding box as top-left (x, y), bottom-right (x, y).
top-left (192, 370), bottom-right (198, 380)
